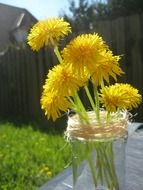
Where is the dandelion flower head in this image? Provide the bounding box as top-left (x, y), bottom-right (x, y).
top-left (61, 33), bottom-right (107, 76)
top-left (100, 83), bottom-right (142, 112)
top-left (27, 17), bottom-right (71, 51)
top-left (40, 91), bottom-right (71, 121)
top-left (91, 51), bottom-right (124, 86)
top-left (43, 64), bottom-right (88, 96)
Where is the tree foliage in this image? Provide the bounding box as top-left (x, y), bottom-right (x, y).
top-left (62, 0), bottom-right (143, 34)
top-left (107, 0), bottom-right (143, 18)
top-left (62, 0), bottom-right (97, 34)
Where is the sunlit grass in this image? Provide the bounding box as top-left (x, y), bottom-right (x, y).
top-left (0, 122), bottom-right (71, 189)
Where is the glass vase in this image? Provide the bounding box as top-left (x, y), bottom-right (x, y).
top-left (65, 111), bottom-right (128, 190)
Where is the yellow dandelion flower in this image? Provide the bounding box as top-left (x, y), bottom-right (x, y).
top-left (39, 166), bottom-right (52, 177)
top-left (61, 33), bottom-right (107, 75)
top-left (91, 51), bottom-right (124, 86)
top-left (100, 83), bottom-right (142, 112)
top-left (43, 64), bottom-right (89, 96)
top-left (27, 17), bottom-right (71, 51)
top-left (40, 91), bottom-right (71, 121)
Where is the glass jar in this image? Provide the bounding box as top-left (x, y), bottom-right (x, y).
top-left (65, 111), bottom-right (128, 190)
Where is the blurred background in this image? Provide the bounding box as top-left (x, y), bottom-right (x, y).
top-left (0, 0), bottom-right (143, 127)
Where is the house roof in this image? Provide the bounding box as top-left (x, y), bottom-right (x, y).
top-left (0, 3), bottom-right (37, 49)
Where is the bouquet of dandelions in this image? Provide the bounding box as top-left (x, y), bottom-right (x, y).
top-left (28, 18), bottom-right (142, 190)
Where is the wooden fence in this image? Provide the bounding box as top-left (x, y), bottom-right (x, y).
top-left (0, 13), bottom-right (143, 123)
top-left (94, 13), bottom-right (143, 121)
top-left (0, 46), bottom-right (55, 121)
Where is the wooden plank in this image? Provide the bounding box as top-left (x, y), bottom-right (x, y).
top-left (28, 50), bottom-right (40, 118)
top-left (20, 47), bottom-right (29, 116)
top-left (124, 15), bottom-right (133, 83)
top-left (9, 47), bottom-right (18, 115)
top-left (129, 14), bottom-right (142, 90)
top-left (0, 51), bottom-right (8, 115)
top-left (5, 47), bottom-right (11, 115)
top-left (36, 50), bottom-right (45, 97)
top-left (98, 20), bottom-right (112, 47)
top-left (24, 48), bottom-right (32, 118)
top-left (111, 16), bottom-right (127, 82)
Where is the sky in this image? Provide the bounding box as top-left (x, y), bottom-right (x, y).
top-left (0, 0), bottom-right (78, 20)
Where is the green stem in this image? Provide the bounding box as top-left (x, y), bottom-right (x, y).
top-left (100, 78), bottom-right (105, 89)
top-left (73, 92), bottom-right (89, 124)
top-left (86, 143), bottom-right (97, 187)
top-left (101, 142), bottom-right (119, 189)
top-left (108, 142), bottom-right (120, 189)
top-left (72, 150), bottom-right (78, 186)
top-left (96, 145), bottom-right (104, 184)
top-left (102, 143), bottom-right (115, 189)
top-left (106, 112), bottom-right (111, 122)
top-left (54, 46), bottom-right (63, 64)
top-left (94, 141), bottom-right (120, 190)
top-left (67, 97), bottom-right (86, 122)
top-left (93, 86), bottom-right (100, 122)
top-left (102, 159), bottom-right (112, 189)
top-left (84, 85), bottom-right (97, 113)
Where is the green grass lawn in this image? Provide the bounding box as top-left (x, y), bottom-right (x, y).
top-left (0, 122), bottom-right (71, 190)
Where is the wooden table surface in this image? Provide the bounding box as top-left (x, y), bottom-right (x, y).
top-left (39, 123), bottom-right (143, 190)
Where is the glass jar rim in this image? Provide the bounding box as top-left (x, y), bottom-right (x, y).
top-left (65, 110), bottom-right (128, 141)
